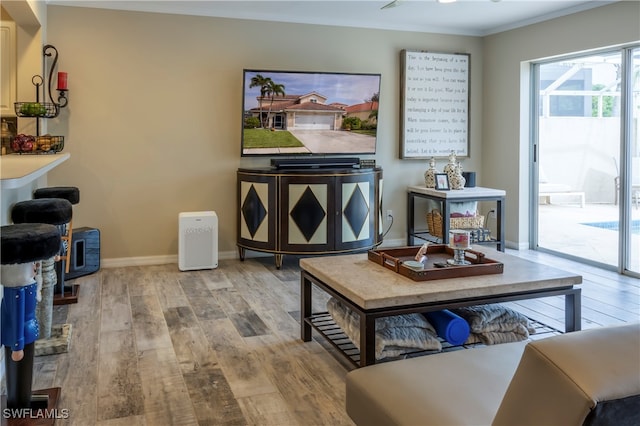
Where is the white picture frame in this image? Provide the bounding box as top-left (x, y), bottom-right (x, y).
top-left (400, 50), bottom-right (470, 159)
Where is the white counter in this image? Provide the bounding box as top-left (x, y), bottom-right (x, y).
top-left (0, 153), bottom-right (71, 224)
top-left (1, 153), bottom-right (70, 189)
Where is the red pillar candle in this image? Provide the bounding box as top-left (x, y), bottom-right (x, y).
top-left (57, 72), bottom-right (68, 90)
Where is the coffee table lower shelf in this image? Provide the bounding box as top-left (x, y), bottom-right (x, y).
top-left (305, 311), bottom-right (561, 369)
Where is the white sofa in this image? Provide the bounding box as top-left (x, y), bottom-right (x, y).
top-left (346, 323), bottom-right (640, 425)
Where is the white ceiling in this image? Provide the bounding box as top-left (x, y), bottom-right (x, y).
top-left (46, 0), bottom-right (617, 36)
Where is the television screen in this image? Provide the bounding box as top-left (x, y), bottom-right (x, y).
top-left (241, 69), bottom-right (381, 157)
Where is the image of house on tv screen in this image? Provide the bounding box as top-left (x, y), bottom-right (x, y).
top-left (242, 70), bottom-right (381, 156)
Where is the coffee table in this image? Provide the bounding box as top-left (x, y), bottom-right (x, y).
top-left (300, 246), bottom-right (582, 367)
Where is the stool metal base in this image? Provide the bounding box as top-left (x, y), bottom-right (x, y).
top-left (53, 261), bottom-right (78, 306)
top-left (1, 387), bottom-right (61, 425)
top-left (52, 284), bottom-right (79, 306)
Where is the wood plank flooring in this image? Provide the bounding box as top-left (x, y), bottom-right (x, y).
top-left (32, 250), bottom-right (639, 425)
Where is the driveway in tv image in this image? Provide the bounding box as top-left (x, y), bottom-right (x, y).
top-left (244, 130), bottom-right (375, 155)
top-left (289, 129), bottom-right (375, 153)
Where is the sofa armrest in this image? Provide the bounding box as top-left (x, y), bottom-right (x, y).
top-left (346, 341), bottom-right (527, 426)
top-left (493, 323), bottom-right (640, 426)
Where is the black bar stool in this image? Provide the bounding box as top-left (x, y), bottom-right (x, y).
top-left (12, 197), bottom-right (79, 305)
top-left (34, 186), bottom-right (80, 275)
top-left (1, 223), bottom-right (62, 412)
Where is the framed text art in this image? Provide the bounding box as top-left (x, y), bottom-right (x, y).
top-left (400, 50), bottom-right (470, 159)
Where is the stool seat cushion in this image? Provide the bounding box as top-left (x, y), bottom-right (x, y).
top-left (12, 198), bottom-right (73, 225)
top-left (1, 224), bottom-right (61, 264)
top-left (34, 186), bottom-right (80, 204)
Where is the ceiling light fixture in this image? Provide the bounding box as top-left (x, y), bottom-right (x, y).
top-left (381, 0), bottom-right (401, 10)
top-left (383, 0), bottom-right (499, 11)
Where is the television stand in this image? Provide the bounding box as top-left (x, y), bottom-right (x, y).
top-left (237, 166), bottom-right (383, 268)
top-left (270, 157), bottom-right (360, 169)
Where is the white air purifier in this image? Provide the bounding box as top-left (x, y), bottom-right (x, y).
top-left (179, 211), bottom-right (218, 271)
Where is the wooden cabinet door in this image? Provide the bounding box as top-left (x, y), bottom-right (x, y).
top-left (237, 172), bottom-right (276, 252)
top-left (334, 172), bottom-right (376, 251)
top-left (280, 175), bottom-right (335, 252)
top-left (1, 21), bottom-right (16, 116)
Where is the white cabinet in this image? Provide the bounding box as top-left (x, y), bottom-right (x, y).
top-left (1, 20), bottom-right (16, 116)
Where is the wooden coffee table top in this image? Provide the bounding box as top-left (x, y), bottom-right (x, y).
top-left (299, 246), bottom-right (582, 310)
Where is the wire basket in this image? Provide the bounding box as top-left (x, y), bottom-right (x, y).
top-left (14, 102), bottom-right (59, 118)
top-left (36, 135), bottom-right (64, 153)
top-left (14, 135), bottom-right (64, 154)
top-left (426, 209), bottom-right (485, 238)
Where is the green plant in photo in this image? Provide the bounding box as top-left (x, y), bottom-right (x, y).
top-left (243, 128), bottom-right (304, 149)
top-left (244, 116), bottom-right (261, 129)
top-left (342, 116), bottom-right (361, 130)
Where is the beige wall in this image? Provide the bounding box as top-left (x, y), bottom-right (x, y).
top-left (44, 2), bottom-right (639, 262)
top-left (45, 5), bottom-right (483, 262)
top-left (482, 1), bottom-right (640, 249)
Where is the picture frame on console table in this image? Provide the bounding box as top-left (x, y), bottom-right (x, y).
top-left (435, 173), bottom-right (450, 190)
top-left (399, 50), bottom-right (470, 159)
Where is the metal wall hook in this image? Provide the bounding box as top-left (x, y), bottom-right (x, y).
top-left (43, 44), bottom-right (68, 109)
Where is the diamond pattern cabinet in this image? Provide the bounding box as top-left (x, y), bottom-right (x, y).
top-left (237, 171), bottom-right (277, 255)
top-left (237, 167), bottom-right (383, 268)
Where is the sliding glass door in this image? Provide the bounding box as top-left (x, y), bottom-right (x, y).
top-left (532, 46), bottom-right (639, 276)
top-left (623, 47), bottom-right (639, 274)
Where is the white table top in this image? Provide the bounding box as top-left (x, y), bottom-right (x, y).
top-left (300, 246), bottom-right (581, 310)
top-left (408, 185), bottom-right (506, 199)
top-left (0, 153), bottom-right (70, 189)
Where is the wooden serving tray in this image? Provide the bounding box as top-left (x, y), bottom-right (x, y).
top-left (367, 245), bottom-right (504, 281)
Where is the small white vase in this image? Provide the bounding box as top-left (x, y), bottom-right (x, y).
top-left (450, 162), bottom-right (466, 190)
top-left (424, 157), bottom-right (437, 188)
top-left (444, 151), bottom-right (458, 185)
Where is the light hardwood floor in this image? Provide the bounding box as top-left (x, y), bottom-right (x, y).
top-left (33, 250), bottom-right (639, 425)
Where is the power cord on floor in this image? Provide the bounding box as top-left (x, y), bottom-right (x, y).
top-left (382, 214), bottom-right (393, 238)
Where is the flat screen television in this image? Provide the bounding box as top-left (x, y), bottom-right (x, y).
top-left (241, 69), bottom-right (381, 157)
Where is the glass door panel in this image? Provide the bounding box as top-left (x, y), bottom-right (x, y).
top-left (627, 47), bottom-right (639, 274)
top-left (536, 52), bottom-right (622, 268)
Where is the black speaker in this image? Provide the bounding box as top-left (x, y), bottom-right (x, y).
top-left (66, 227), bottom-right (100, 279)
top-left (463, 171), bottom-right (476, 188)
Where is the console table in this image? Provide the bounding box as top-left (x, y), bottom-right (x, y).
top-left (237, 167), bottom-right (383, 268)
top-left (407, 185), bottom-right (506, 251)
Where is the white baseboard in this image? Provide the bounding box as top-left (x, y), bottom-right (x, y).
top-left (378, 237), bottom-right (407, 248)
top-left (100, 242), bottom-right (414, 268)
top-left (100, 237), bottom-right (526, 268)
top-left (100, 238), bottom-right (528, 268)
top-left (506, 240), bottom-right (530, 250)
top-left (101, 250), bottom-right (238, 268)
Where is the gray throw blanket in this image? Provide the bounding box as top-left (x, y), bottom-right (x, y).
top-left (451, 304), bottom-right (536, 345)
top-left (327, 298), bottom-right (442, 359)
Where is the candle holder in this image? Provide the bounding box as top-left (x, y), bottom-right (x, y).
top-left (448, 248), bottom-right (470, 266)
top-left (447, 229), bottom-right (472, 266)
top-left (43, 44), bottom-right (68, 110)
